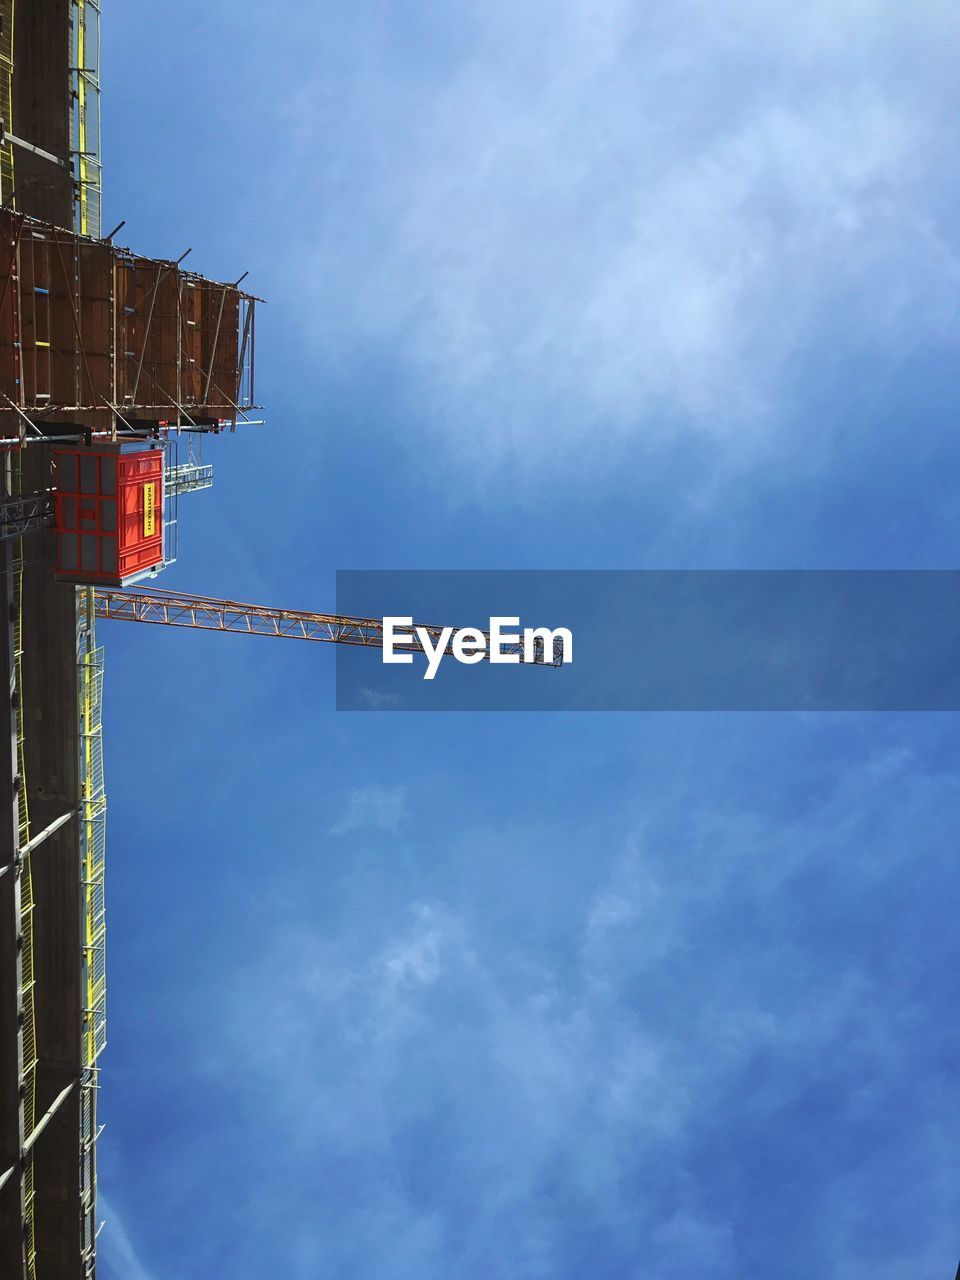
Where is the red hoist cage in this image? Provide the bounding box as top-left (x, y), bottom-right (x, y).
top-left (53, 444), bottom-right (164, 586)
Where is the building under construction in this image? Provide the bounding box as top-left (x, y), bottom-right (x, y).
top-left (0, 4), bottom-right (260, 1276)
top-left (0, 9), bottom-right (559, 1277)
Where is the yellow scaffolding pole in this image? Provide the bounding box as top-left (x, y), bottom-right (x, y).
top-left (0, 0), bottom-right (13, 208)
top-left (71, 4), bottom-right (105, 1270)
top-left (78, 639), bottom-right (106, 1275)
top-left (80, 645), bottom-right (106, 1071)
top-left (73, 0), bottom-right (102, 237)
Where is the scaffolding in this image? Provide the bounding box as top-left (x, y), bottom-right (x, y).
top-left (167, 432), bottom-right (216, 496)
top-left (76, 592), bottom-right (102, 1276)
top-left (78, 637), bottom-right (105, 1277)
top-left (163, 436), bottom-right (214, 570)
top-left (71, 0), bottom-right (102, 239)
top-left (0, 4), bottom-right (255, 1268)
top-left (13, 453), bottom-right (39, 1280)
top-left (0, 3), bottom-right (110, 1274)
top-left (165, 460), bottom-right (213, 498)
top-left (0, 9), bottom-right (38, 1274)
top-left (0, 1), bottom-right (12, 209)
top-left (0, 489), bottom-right (52, 541)
top-left (0, 208), bottom-right (261, 443)
top-left (72, 7), bottom-right (104, 1269)
top-left (161, 440), bottom-right (181, 569)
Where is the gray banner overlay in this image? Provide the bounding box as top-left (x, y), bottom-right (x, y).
top-left (335, 571), bottom-right (960, 711)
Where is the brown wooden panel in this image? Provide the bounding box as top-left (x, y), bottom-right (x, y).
top-left (0, 211), bottom-right (20, 429)
top-left (50, 229), bottom-right (79, 408)
top-left (75, 239), bottom-right (112, 408)
top-left (152, 271), bottom-right (180, 412)
top-left (0, 212), bottom-right (250, 423)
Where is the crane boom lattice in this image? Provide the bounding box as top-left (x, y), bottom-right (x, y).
top-left (92, 588), bottom-right (562, 664)
top-left (93, 588), bottom-right (436, 650)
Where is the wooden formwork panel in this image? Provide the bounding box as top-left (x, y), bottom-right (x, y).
top-left (180, 277), bottom-right (202, 406)
top-left (195, 280), bottom-right (242, 413)
top-left (74, 238), bottom-right (113, 408)
top-left (0, 210), bottom-right (251, 432)
top-left (113, 259), bottom-right (181, 411)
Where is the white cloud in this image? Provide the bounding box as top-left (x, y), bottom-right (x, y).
top-left (359, 686), bottom-right (404, 710)
top-left (200, 733), bottom-right (960, 1278)
top-left (382, 903), bottom-right (448, 990)
top-left (276, 0), bottom-right (960, 465)
top-left (330, 783), bottom-right (407, 835)
top-left (97, 1195), bottom-right (155, 1280)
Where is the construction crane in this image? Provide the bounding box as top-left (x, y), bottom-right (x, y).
top-left (92, 586), bottom-right (564, 664)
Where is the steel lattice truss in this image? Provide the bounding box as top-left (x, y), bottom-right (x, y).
top-left (0, 490), bottom-right (52, 542)
top-left (92, 587), bottom-right (563, 664)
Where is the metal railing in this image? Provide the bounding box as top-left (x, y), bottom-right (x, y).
top-left (0, 1), bottom-right (14, 207)
top-left (73, 5), bottom-right (105, 1265)
top-left (13, 451), bottom-right (39, 1280)
top-left (0, 489), bottom-right (53, 541)
top-left (71, 0), bottom-right (102, 237)
top-left (165, 461), bottom-right (214, 498)
top-left (78, 637), bottom-right (106, 1277)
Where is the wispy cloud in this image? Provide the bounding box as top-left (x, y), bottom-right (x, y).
top-left (206, 733), bottom-right (960, 1277)
top-left (272, 0), bottom-right (960, 465)
top-left (359, 687), bottom-right (405, 710)
top-left (330, 783), bottom-right (408, 835)
top-left (97, 1195), bottom-right (156, 1280)
top-left (382, 903), bottom-right (448, 991)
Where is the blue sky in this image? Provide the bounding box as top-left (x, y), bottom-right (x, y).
top-left (96, 3), bottom-right (958, 1277)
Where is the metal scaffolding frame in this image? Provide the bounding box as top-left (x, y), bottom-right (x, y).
top-left (0, 448), bottom-right (41, 1280)
top-left (13, 469), bottom-right (38, 1280)
top-left (0, 208), bottom-right (261, 444)
top-left (75, 589), bottom-right (101, 1277)
top-left (0, 3), bottom-right (109, 1274)
top-left (71, 0), bottom-right (102, 239)
top-left (172, 419), bottom-right (214, 480)
top-left (0, 1), bottom-right (13, 208)
top-left (71, 5), bottom-right (105, 1269)
top-left (165, 460), bottom-right (213, 498)
top-left (0, 5), bottom-right (255, 1270)
top-left (0, 490), bottom-right (52, 542)
top-left (77, 637), bottom-right (104, 1278)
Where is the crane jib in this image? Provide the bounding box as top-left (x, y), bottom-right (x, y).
top-left (91, 589), bottom-right (566, 667)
